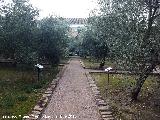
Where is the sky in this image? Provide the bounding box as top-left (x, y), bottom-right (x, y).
top-left (29, 0), bottom-right (98, 18)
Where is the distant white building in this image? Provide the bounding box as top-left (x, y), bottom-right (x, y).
top-left (65, 18), bottom-right (88, 37)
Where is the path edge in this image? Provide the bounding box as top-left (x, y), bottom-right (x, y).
top-left (80, 59), bottom-right (115, 120)
top-left (25, 60), bottom-right (69, 120)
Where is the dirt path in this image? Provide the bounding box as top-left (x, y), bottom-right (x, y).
top-left (40, 58), bottom-right (101, 120)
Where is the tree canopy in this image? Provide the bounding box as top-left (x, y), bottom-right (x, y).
top-left (0, 0), bottom-right (69, 66)
top-left (81, 0), bottom-right (160, 100)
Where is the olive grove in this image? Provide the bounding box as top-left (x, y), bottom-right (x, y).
top-left (0, 0), bottom-right (69, 66)
top-left (82, 0), bottom-right (160, 100)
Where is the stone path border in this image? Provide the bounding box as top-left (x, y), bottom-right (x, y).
top-left (79, 60), bottom-right (85, 68)
top-left (25, 61), bottom-right (69, 120)
top-left (80, 60), bottom-right (115, 120)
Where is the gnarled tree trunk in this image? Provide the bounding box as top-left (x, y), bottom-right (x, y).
top-left (131, 63), bottom-right (156, 101)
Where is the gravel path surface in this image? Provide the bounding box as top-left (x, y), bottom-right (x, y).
top-left (40, 58), bottom-right (101, 120)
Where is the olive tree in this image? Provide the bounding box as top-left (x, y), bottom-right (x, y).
top-left (37, 17), bottom-right (69, 65)
top-left (0, 0), bottom-right (39, 64)
top-left (81, 22), bottom-right (110, 67)
top-left (90, 0), bottom-right (160, 100)
top-left (0, 0), bottom-right (69, 66)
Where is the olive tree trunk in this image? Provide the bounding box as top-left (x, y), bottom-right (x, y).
top-left (131, 63), bottom-right (156, 101)
top-left (131, 0), bottom-right (160, 101)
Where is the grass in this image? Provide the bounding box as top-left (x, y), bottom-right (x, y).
top-left (82, 58), bottom-right (116, 69)
top-left (91, 73), bottom-right (160, 120)
top-left (0, 65), bottom-right (60, 119)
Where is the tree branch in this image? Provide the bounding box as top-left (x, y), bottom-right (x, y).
top-left (151, 0), bottom-right (159, 18)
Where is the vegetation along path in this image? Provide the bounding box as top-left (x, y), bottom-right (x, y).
top-left (40, 58), bottom-right (101, 120)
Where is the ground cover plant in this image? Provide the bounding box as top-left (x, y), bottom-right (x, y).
top-left (0, 66), bottom-right (60, 119)
top-left (91, 73), bottom-right (160, 120)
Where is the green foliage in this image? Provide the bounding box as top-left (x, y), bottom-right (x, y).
top-left (0, 94), bottom-right (15, 108)
top-left (82, 58), bottom-right (116, 69)
top-left (0, 0), bottom-right (69, 66)
top-left (83, 0), bottom-right (160, 100)
top-left (87, 0), bottom-right (160, 71)
top-left (37, 17), bottom-right (69, 64)
top-left (16, 94), bottom-right (28, 102)
top-left (0, 66), bottom-right (59, 117)
top-left (0, 0), bottom-right (39, 65)
top-left (23, 85), bottom-right (33, 93)
top-left (0, 0), bottom-right (68, 117)
top-left (92, 73), bottom-right (160, 120)
top-left (67, 27), bottom-right (86, 56)
top-left (81, 26), bottom-right (110, 61)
